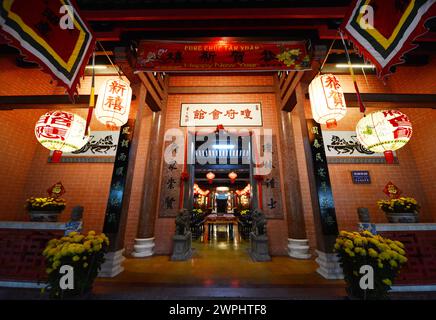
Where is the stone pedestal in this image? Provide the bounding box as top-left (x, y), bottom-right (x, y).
top-left (171, 232), bottom-right (192, 261)
top-left (249, 232), bottom-right (271, 262)
top-left (358, 222), bottom-right (377, 235)
top-left (98, 249), bottom-right (125, 278)
top-left (288, 238), bottom-right (311, 259)
top-left (132, 237), bottom-right (155, 257)
top-left (315, 250), bottom-right (344, 279)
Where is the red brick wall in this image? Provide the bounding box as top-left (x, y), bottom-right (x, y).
top-left (0, 56), bottom-right (151, 248)
top-left (0, 109), bottom-right (40, 220)
top-left (0, 101), bottom-right (152, 240)
top-left (0, 55), bottom-right (127, 96)
top-left (0, 55), bottom-right (65, 96)
top-left (335, 55), bottom-right (436, 94)
top-left (320, 107), bottom-right (435, 233)
top-left (1, 54), bottom-right (434, 258)
top-left (21, 108), bottom-right (116, 231)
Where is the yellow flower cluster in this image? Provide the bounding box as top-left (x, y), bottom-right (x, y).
top-left (377, 197), bottom-right (419, 213)
top-left (335, 230), bottom-right (407, 270)
top-left (26, 197), bottom-right (66, 210)
top-left (43, 231), bottom-right (109, 274)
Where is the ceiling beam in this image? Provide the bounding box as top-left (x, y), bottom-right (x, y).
top-left (82, 7), bottom-right (347, 22)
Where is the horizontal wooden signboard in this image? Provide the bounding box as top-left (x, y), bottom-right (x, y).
top-left (180, 103), bottom-right (262, 127)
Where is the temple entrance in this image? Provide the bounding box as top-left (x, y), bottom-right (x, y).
top-left (190, 130), bottom-right (254, 246)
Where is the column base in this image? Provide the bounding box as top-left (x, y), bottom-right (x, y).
top-left (98, 249), bottom-right (125, 278)
top-left (132, 237), bottom-right (155, 257)
top-left (287, 238), bottom-right (311, 259)
top-left (315, 250), bottom-right (344, 280)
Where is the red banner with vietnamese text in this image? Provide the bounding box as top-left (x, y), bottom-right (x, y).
top-left (135, 41), bottom-right (310, 72)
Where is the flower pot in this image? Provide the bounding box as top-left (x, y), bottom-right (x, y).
top-left (385, 212), bottom-right (418, 223)
top-left (29, 210), bottom-right (62, 222)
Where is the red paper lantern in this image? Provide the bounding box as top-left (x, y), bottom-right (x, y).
top-left (206, 172), bottom-right (215, 184)
top-left (228, 171), bottom-right (237, 183)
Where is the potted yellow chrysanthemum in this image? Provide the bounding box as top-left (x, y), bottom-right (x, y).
top-left (26, 197), bottom-right (66, 222)
top-left (335, 230), bottom-right (407, 300)
top-left (377, 196), bottom-right (420, 223)
top-left (42, 231), bottom-right (109, 299)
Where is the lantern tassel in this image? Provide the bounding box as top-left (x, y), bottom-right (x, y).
top-left (384, 150), bottom-right (394, 164)
top-left (52, 150), bottom-right (63, 163)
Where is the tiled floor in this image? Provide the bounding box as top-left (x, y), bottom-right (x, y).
top-left (0, 239), bottom-right (347, 300)
top-left (92, 239), bottom-right (346, 299)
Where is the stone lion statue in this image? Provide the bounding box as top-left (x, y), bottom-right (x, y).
top-left (175, 208), bottom-right (191, 235)
top-left (252, 209), bottom-right (267, 236)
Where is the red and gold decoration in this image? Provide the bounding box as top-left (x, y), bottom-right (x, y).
top-left (35, 110), bottom-right (90, 163)
top-left (0, 0), bottom-right (95, 97)
top-left (95, 78), bottom-right (132, 128)
top-left (135, 40), bottom-right (310, 72)
top-left (340, 0), bottom-right (436, 79)
top-left (235, 184), bottom-right (251, 196)
top-left (206, 172), bottom-right (215, 184)
top-left (383, 181), bottom-right (402, 199)
top-left (355, 110), bottom-right (413, 164)
top-left (47, 181), bottom-right (66, 198)
top-left (228, 171), bottom-right (237, 184)
top-left (308, 74), bottom-right (347, 128)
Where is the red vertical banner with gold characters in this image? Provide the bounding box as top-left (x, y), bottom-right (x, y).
top-left (0, 0), bottom-right (95, 98)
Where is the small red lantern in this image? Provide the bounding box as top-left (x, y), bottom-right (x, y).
top-left (206, 172), bottom-right (215, 184)
top-left (228, 171), bottom-right (237, 183)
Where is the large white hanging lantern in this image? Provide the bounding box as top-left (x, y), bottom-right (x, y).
top-left (95, 78), bottom-right (132, 127)
top-left (355, 110), bottom-right (413, 164)
top-left (309, 74), bottom-right (347, 128)
top-left (35, 110), bottom-right (90, 162)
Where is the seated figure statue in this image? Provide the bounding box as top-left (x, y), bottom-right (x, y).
top-left (64, 206), bottom-right (84, 236)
